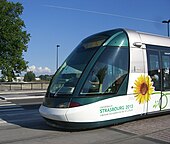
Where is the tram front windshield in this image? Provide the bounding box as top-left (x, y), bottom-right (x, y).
top-left (48, 34), bottom-right (110, 96)
top-left (48, 30), bottom-right (129, 96)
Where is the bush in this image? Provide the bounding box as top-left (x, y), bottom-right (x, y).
top-left (24, 71), bottom-right (35, 82)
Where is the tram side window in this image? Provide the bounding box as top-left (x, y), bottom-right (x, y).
top-left (162, 53), bottom-right (170, 90)
top-left (81, 46), bottom-right (129, 95)
top-left (147, 51), bottom-right (161, 91)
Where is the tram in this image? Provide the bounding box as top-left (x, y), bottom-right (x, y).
top-left (39, 28), bottom-right (170, 130)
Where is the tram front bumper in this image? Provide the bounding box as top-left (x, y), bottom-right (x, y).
top-left (39, 105), bottom-right (68, 122)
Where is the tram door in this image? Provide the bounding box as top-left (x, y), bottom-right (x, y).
top-left (147, 47), bottom-right (170, 112)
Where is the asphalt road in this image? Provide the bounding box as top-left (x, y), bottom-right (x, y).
top-left (0, 95), bottom-right (170, 144)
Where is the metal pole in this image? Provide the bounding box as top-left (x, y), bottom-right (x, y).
top-left (162, 19), bottom-right (170, 37)
top-left (56, 45), bottom-right (60, 70)
top-left (168, 22), bottom-right (169, 37)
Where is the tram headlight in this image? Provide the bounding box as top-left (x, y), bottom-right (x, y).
top-left (57, 101), bottom-right (81, 108)
top-left (69, 101), bottom-right (81, 108)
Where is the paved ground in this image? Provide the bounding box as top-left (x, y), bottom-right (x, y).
top-left (0, 91), bottom-right (169, 144)
top-left (114, 115), bottom-right (170, 143)
top-left (0, 107), bottom-right (169, 144)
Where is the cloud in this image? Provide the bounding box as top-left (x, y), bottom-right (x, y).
top-left (27, 65), bottom-right (52, 75)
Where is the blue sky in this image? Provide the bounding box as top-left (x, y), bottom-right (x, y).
top-left (9, 0), bottom-right (170, 75)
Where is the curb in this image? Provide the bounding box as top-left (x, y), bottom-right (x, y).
top-left (5, 95), bottom-right (44, 100)
top-left (0, 90), bottom-right (46, 95)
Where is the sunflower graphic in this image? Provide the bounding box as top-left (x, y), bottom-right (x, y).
top-left (133, 75), bottom-right (154, 104)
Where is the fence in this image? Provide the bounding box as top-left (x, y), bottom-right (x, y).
top-left (0, 82), bottom-right (49, 91)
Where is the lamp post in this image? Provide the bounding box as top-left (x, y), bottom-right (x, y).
top-left (56, 44), bottom-right (60, 70)
top-left (162, 19), bottom-right (170, 37)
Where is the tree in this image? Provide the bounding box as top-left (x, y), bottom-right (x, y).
top-left (0, 0), bottom-right (30, 81)
top-left (39, 74), bottom-right (53, 81)
top-left (24, 71), bottom-right (35, 82)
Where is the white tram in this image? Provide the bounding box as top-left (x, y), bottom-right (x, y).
top-left (39, 28), bottom-right (170, 130)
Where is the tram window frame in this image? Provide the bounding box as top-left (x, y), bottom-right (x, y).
top-left (146, 44), bottom-right (170, 91)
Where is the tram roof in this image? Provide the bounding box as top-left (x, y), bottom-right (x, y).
top-left (124, 29), bottom-right (170, 48)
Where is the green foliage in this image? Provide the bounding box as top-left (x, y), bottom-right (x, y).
top-left (0, 0), bottom-right (30, 81)
top-left (39, 75), bottom-right (53, 81)
top-left (24, 71), bottom-right (35, 82)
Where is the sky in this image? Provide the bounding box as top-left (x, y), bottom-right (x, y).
top-left (9, 0), bottom-right (170, 76)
